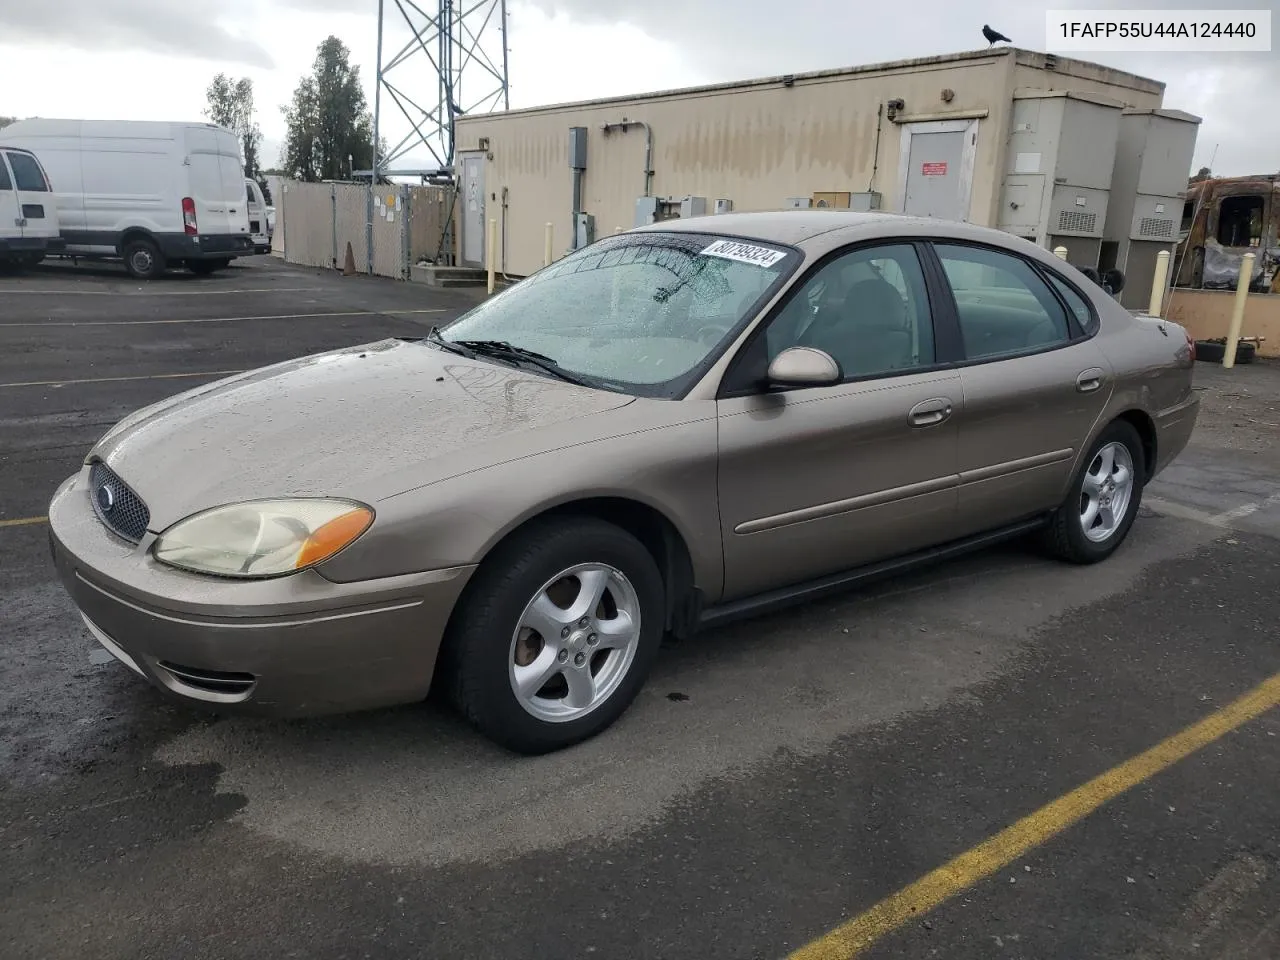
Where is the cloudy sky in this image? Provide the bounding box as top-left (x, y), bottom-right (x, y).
top-left (1, 0), bottom-right (1276, 176)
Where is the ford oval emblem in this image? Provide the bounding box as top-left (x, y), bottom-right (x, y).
top-left (97, 484), bottom-right (116, 513)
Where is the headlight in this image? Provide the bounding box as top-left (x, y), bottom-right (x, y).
top-left (152, 498), bottom-right (374, 578)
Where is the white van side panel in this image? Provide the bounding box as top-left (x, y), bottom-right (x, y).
top-left (79, 124), bottom-right (180, 238)
top-left (0, 118), bottom-right (255, 264)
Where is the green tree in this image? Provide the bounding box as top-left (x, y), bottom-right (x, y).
top-left (1189, 166), bottom-right (1212, 183)
top-left (204, 74), bottom-right (263, 179)
top-left (0, 116), bottom-right (15, 130)
top-left (281, 36), bottom-right (377, 182)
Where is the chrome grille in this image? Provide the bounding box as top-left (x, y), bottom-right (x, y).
top-left (88, 461), bottom-right (150, 543)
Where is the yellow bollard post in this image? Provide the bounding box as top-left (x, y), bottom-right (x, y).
top-left (543, 222), bottom-right (553, 267)
top-left (1223, 252), bottom-right (1256, 369)
top-left (1053, 246), bottom-right (1068, 260)
top-left (1148, 249), bottom-right (1171, 317)
top-left (486, 217), bottom-right (497, 295)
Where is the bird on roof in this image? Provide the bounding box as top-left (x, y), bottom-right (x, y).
top-left (983, 24), bottom-right (1012, 46)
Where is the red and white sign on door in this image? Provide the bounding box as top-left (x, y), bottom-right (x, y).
top-left (921, 161), bottom-right (948, 176)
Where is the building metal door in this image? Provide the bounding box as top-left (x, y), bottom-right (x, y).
top-left (459, 152), bottom-right (485, 268)
top-left (897, 118), bottom-right (979, 223)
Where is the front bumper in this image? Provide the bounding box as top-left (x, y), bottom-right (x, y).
top-left (48, 468), bottom-right (475, 717)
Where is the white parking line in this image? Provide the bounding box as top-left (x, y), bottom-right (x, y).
top-left (0, 287), bottom-right (318, 297)
top-left (0, 370), bottom-right (246, 389)
top-left (1145, 492), bottom-right (1280, 528)
top-left (0, 308), bottom-right (449, 327)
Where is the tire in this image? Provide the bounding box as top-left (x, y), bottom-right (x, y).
top-left (188, 258), bottom-right (230, 276)
top-left (1042, 419), bottom-right (1146, 564)
top-left (122, 237), bottom-right (165, 280)
top-left (443, 516), bottom-right (666, 754)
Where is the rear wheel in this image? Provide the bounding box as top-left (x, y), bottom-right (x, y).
top-left (444, 516), bottom-right (665, 754)
top-left (122, 237), bottom-right (165, 280)
top-left (1042, 420), bottom-right (1145, 564)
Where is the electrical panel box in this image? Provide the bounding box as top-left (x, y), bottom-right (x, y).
top-left (568, 127), bottom-right (588, 170)
top-left (849, 191), bottom-right (882, 212)
top-left (1048, 185), bottom-right (1111, 237)
top-left (574, 211), bottom-right (595, 249)
top-left (714, 199), bottom-right (733, 214)
top-left (785, 197), bottom-right (811, 209)
top-left (634, 196), bottom-right (659, 226)
top-left (1100, 107), bottom-right (1201, 308)
top-left (997, 90), bottom-right (1124, 245)
top-left (812, 192), bottom-right (851, 208)
top-left (679, 196), bottom-right (707, 218)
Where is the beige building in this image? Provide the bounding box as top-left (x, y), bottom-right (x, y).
top-left (454, 46), bottom-right (1174, 279)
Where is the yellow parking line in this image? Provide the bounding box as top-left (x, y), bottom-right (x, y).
top-left (0, 308), bottom-right (449, 327)
top-left (0, 370), bottom-right (245, 388)
top-left (788, 671), bottom-right (1280, 960)
top-left (0, 515), bottom-right (48, 528)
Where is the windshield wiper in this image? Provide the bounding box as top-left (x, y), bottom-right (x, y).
top-left (450, 339), bottom-right (591, 386)
top-left (424, 325), bottom-right (474, 357)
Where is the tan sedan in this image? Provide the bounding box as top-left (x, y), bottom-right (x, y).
top-left (48, 211), bottom-right (1200, 753)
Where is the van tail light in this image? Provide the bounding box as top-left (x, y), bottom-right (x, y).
top-left (1185, 329), bottom-right (1196, 361)
top-left (182, 197), bottom-right (198, 236)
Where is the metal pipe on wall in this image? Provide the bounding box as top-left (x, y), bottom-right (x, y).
top-left (600, 119), bottom-right (653, 197)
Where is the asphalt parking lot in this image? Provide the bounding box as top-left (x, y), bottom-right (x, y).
top-left (3, 255), bottom-right (1280, 960)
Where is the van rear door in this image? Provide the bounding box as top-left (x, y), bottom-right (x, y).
top-left (0, 153), bottom-right (23, 245)
top-left (185, 127), bottom-right (250, 238)
top-left (3, 149), bottom-right (58, 240)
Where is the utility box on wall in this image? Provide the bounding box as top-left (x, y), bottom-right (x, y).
top-left (714, 199), bottom-right (733, 214)
top-left (849, 191), bottom-right (882, 212)
top-left (679, 196), bottom-right (707, 218)
top-left (997, 90), bottom-right (1124, 266)
top-left (574, 212), bottom-right (595, 248)
top-left (634, 196), bottom-right (659, 226)
top-left (568, 127), bottom-right (588, 170)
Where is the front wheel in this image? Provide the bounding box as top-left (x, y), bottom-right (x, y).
top-left (1042, 420), bottom-right (1145, 564)
top-left (444, 516), bottom-right (666, 754)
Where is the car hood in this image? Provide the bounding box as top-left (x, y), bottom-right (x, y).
top-left (91, 338), bottom-right (636, 530)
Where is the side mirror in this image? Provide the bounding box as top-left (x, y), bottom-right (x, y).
top-left (767, 346), bottom-right (841, 387)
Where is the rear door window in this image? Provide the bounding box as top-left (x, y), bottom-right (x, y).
top-left (0, 155), bottom-right (12, 191)
top-left (5, 151), bottom-right (49, 192)
top-left (934, 243), bottom-right (1071, 361)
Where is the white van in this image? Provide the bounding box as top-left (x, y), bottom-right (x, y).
top-left (245, 177), bottom-right (271, 254)
top-left (0, 145), bottom-right (64, 268)
top-left (1, 119), bottom-right (253, 279)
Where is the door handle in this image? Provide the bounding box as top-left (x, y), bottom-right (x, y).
top-left (909, 397), bottom-right (953, 428)
top-left (1076, 368), bottom-right (1104, 393)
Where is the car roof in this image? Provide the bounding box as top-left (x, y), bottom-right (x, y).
top-left (632, 209), bottom-right (1064, 265)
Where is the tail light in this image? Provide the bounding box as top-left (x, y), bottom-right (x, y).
top-left (1185, 329), bottom-right (1196, 361)
top-left (181, 197), bottom-right (198, 236)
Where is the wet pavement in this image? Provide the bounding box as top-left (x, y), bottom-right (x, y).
top-left (2, 257), bottom-right (1279, 960)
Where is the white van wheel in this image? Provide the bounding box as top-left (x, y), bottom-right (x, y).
top-left (123, 238), bottom-right (165, 280)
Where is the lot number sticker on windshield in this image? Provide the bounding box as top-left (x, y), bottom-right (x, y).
top-left (700, 239), bottom-right (787, 268)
